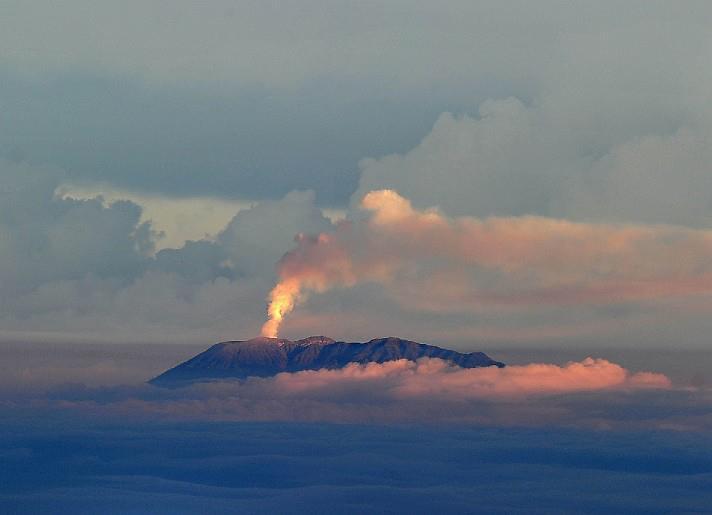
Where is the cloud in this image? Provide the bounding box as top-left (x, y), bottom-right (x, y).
top-left (267, 357), bottom-right (670, 400)
top-left (355, 99), bottom-right (573, 218)
top-left (4, 158), bottom-right (712, 347)
top-left (355, 100), bottom-right (712, 228)
top-left (0, 339), bottom-right (703, 434)
top-left (347, 11), bottom-right (712, 227)
top-left (218, 190), bottom-right (333, 278)
top-left (0, 160), bottom-right (153, 297)
top-left (10, 340), bottom-right (709, 430)
top-left (560, 128), bottom-right (712, 227)
top-left (0, 355), bottom-right (684, 430)
top-left (59, 184), bottom-right (255, 250)
top-left (1, 419), bottom-right (711, 514)
top-left (3, 3), bottom-right (712, 205)
top-left (0, 350), bottom-right (676, 427)
top-left (0, 160), bottom-right (338, 342)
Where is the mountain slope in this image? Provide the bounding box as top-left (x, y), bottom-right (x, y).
top-left (150, 336), bottom-right (505, 386)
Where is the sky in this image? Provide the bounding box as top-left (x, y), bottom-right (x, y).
top-left (4, 2), bottom-right (712, 347)
top-left (3, 3), bottom-right (712, 512)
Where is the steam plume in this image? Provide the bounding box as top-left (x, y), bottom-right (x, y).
top-left (262, 189), bottom-right (712, 336)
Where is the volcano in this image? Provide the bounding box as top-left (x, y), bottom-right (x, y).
top-left (149, 336), bottom-right (505, 386)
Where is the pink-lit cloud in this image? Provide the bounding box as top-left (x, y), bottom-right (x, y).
top-left (269, 357), bottom-right (670, 399)
top-left (19, 357), bottom-right (681, 429)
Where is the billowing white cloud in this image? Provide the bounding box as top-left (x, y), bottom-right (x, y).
top-left (351, 8), bottom-right (712, 227)
top-left (355, 99), bottom-right (576, 218)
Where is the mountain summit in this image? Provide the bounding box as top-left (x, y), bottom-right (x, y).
top-left (150, 336), bottom-right (504, 386)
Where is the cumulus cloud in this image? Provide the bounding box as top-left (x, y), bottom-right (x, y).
top-left (58, 184), bottom-right (256, 250)
top-left (0, 160), bottom-right (337, 342)
top-left (561, 128), bottom-right (712, 227)
top-left (350, 12), bottom-right (712, 227)
top-left (355, 99), bottom-right (576, 218)
top-left (0, 160), bottom-right (153, 297)
top-left (355, 99), bottom-right (712, 228)
top-left (218, 190), bottom-right (333, 278)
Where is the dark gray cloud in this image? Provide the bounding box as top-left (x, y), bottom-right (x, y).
top-left (0, 160), bottom-right (153, 296)
top-left (1, 68), bottom-right (451, 204)
top-left (4, 2), bottom-right (710, 206)
top-left (0, 161), bottom-right (335, 342)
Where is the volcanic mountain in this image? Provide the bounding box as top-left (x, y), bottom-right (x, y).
top-left (150, 336), bottom-right (504, 386)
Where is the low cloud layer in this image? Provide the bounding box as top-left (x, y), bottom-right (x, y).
top-left (0, 353), bottom-right (679, 429)
top-left (2, 419), bottom-right (711, 514)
